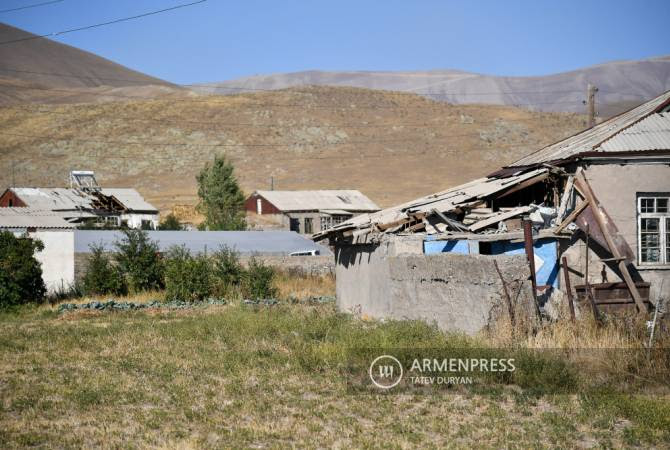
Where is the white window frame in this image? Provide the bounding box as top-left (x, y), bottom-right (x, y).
top-left (637, 195), bottom-right (670, 267)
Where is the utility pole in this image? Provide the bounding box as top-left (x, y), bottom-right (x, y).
top-left (270, 175), bottom-right (274, 191)
top-left (586, 83), bottom-right (598, 128)
top-left (11, 160), bottom-right (15, 187)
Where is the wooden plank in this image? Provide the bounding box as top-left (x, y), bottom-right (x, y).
top-left (468, 206), bottom-right (531, 232)
top-left (495, 173), bottom-right (550, 199)
top-left (561, 257), bottom-right (576, 322)
top-left (555, 200), bottom-right (589, 233)
top-left (556, 175), bottom-right (575, 221)
top-left (574, 173), bottom-right (647, 314)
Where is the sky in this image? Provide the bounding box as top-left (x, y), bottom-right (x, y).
top-left (1, 0), bottom-right (669, 84)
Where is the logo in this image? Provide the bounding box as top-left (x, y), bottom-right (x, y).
top-left (369, 355), bottom-right (403, 389)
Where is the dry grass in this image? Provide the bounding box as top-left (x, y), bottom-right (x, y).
top-left (0, 86), bottom-right (585, 214)
top-left (274, 271), bottom-right (335, 300)
top-left (1, 272), bottom-right (668, 448)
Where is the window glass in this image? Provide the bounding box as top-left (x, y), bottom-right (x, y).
top-left (640, 198), bottom-right (655, 213)
top-left (640, 217), bottom-right (660, 263)
top-left (657, 198), bottom-right (668, 213)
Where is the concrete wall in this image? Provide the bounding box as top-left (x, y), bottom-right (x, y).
top-left (335, 236), bottom-right (536, 334)
top-left (29, 231), bottom-right (75, 293)
top-left (576, 164), bottom-right (670, 301)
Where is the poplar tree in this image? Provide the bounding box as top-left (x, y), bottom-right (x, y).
top-left (196, 155), bottom-right (246, 230)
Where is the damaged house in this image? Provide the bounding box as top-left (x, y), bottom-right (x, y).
top-left (314, 90), bottom-right (670, 334)
top-left (0, 171), bottom-right (159, 230)
top-left (245, 189), bottom-right (380, 234)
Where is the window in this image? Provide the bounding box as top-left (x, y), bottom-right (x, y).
top-left (638, 195), bottom-right (670, 265)
top-left (289, 218), bottom-right (300, 233)
top-left (332, 215), bottom-right (351, 226)
top-left (304, 217), bottom-right (313, 234)
top-left (320, 216), bottom-right (332, 230)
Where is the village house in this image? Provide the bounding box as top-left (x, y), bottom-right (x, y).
top-left (315, 90), bottom-right (670, 334)
top-left (245, 189), bottom-right (380, 234)
top-left (0, 171), bottom-right (159, 230)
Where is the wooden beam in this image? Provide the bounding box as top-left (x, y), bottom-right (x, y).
top-left (574, 173), bottom-right (647, 314)
top-left (495, 173), bottom-right (549, 200)
top-left (556, 175), bottom-right (575, 221)
top-left (468, 206), bottom-right (531, 232)
top-left (555, 200), bottom-right (589, 234)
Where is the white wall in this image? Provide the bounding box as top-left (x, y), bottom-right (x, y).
top-left (29, 231), bottom-right (75, 293)
top-left (120, 213), bottom-right (159, 230)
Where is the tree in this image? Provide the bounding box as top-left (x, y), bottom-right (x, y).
top-left (158, 213), bottom-right (184, 231)
top-left (81, 244), bottom-right (127, 296)
top-left (164, 246), bottom-right (211, 302)
top-left (196, 155), bottom-right (246, 230)
top-left (113, 229), bottom-right (164, 292)
top-left (0, 231), bottom-right (46, 307)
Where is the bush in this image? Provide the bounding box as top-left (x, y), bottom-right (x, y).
top-left (211, 245), bottom-right (243, 296)
top-left (81, 244), bottom-right (127, 296)
top-left (158, 214), bottom-right (184, 231)
top-left (243, 257), bottom-right (278, 300)
top-left (0, 231), bottom-right (46, 308)
top-left (164, 246), bottom-right (212, 302)
top-left (113, 229), bottom-right (164, 293)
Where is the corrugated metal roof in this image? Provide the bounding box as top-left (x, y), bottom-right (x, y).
top-left (0, 207), bottom-right (77, 229)
top-left (599, 112), bottom-right (670, 152)
top-left (509, 90), bottom-right (670, 166)
top-left (9, 187), bottom-right (157, 213)
top-left (101, 189), bottom-right (157, 212)
top-left (74, 230), bottom-right (332, 256)
top-left (314, 168), bottom-right (548, 239)
top-left (255, 190), bottom-right (380, 212)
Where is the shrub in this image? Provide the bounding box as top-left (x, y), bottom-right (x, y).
top-left (113, 229), bottom-right (164, 293)
top-left (158, 214), bottom-right (184, 231)
top-left (0, 231), bottom-right (46, 308)
top-left (81, 244), bottom-right (127, 296)
top-left (243, 257), bottom-right (278, 300)
top-left (211, 245), bottom-right (243, 296)
top-left (164, 246), bottom-right (211, 302)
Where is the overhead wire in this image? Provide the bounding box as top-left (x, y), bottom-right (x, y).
top-left (0, 0), bottom-right (64, 14)
top-left (0, 0), bottom-right (207, 45)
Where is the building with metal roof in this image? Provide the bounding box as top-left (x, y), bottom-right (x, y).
top-left (0, 207), bottom-right (78, 230)
top-left (245, 189), bottom-right (380, 235)
top-left (316, 90), bottom-right (670, 333)
top-left (0, 187), bottom-right (159, 230)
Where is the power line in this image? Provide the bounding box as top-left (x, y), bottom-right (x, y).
top-left (0, 0), bottom-right (207, 46)
top-left (0, 0), bottom-right (64, 14)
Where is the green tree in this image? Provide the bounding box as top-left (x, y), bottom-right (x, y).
top-left (113, 229), bottom-right (164, 292)
top-left (158, 213), bottom-right (184, 231)
top-left (164, 246), bottom-right (211, 302)
top-left (211, 245), bottom-right (244, 297)
top-left (243, 257), bottom-right (278, 300)
top-left (196, 155), bottom-right (246, 230)
top-left (81, 244), bottom-right (127, 296)
top-left (0, 231), bottom-right (46, 307)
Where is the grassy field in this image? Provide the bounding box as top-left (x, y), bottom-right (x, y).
top-left (1, 277), bottom-right (669, 448)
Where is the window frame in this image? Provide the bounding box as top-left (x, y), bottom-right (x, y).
top-left (637, 194), bottom-right (670, 267)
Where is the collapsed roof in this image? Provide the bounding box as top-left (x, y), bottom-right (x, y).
top-left (315, 90), bottom-right (670, 244)
top-left (4, 187), bottom-right (158, 214)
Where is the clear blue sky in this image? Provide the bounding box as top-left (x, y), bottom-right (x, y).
top-left (2, 0), bottom-right (669, 84)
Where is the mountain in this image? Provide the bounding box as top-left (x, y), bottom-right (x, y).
top-left (0, 23), bottom-right (186, 105)
top-left (0, 86), bottom-right (585, 215)
top-left (196, 57), bottom-right (670, 116)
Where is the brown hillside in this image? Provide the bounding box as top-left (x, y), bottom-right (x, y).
top-left (0, 86), bottom-right (585, 213)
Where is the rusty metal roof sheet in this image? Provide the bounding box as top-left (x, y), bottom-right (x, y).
top-left (255, 190), bottom-right (379, 212)
top-left (599, 112), bottom-right (670, 152)
top-left (509, 90), bottom-right (670, 166)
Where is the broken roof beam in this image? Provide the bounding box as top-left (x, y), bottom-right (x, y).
top-left (468, 206), bottom-right (531, 232)
top-left (494, 172), bottom-right (550, 200)
top-left (430, 208), bottom-right (469, 232)
top-left (574, 173), bottom-right (647, 314)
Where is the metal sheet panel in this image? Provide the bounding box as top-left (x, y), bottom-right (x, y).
top-left (599, 112), bottom-right (670, 152)
top-left (74, 230), bottom-right (333, 256)
top-left (256, 190), bottom-right (380, 212)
